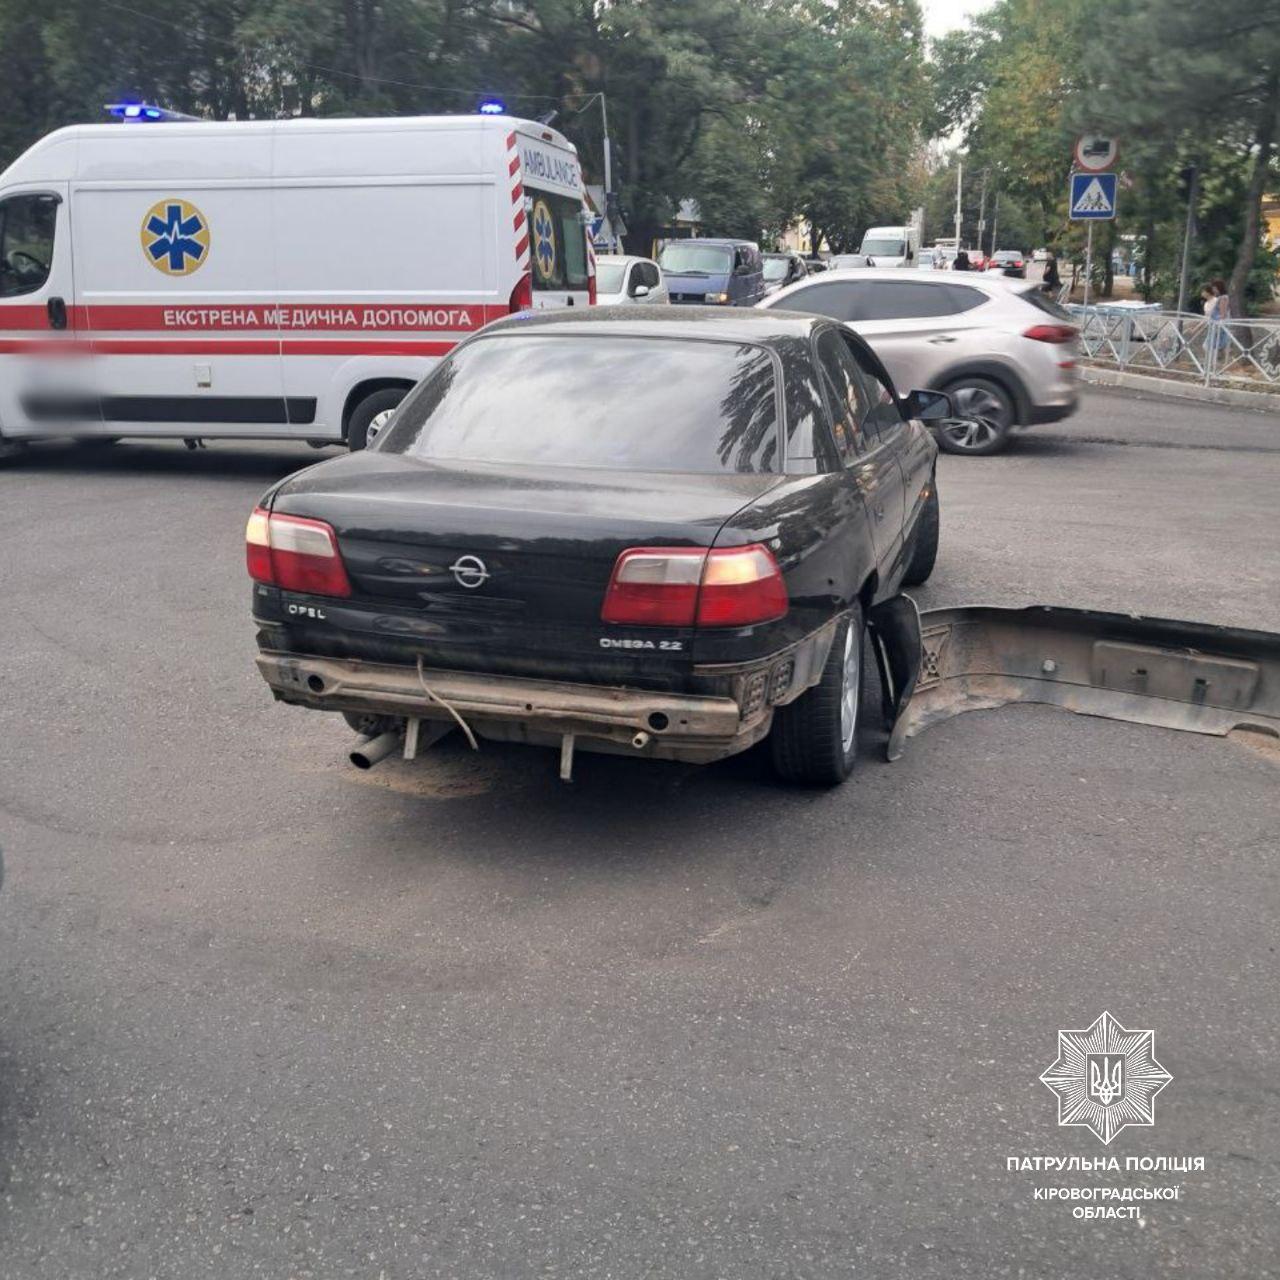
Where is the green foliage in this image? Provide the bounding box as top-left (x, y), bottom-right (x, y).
top-left (931, 0), bottom-right (1280, 313)
top-left (0, 0), bottom-right (932, 254)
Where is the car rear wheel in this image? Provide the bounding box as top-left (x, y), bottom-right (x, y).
top-left (347, 387), bottom-right (408, 452)
top-left (770, 606), bottom-right (864, 786)
top-left (938, 377), bottom-right (1015, 455)
top-left (902, 482), bottom-right (939, 586)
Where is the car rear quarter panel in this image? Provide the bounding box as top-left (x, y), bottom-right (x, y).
top-left (691, 473), bottom-right (877, 665)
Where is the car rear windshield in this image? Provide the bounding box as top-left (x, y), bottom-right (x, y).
top-left (380, 334), bottom-right (782, 474)
top-left (1020, 287), bottom-right (1073, 320)
top-left (763, 257), bottom-right (790, 281)
top-left (658, 243), bottom-right (733, 275)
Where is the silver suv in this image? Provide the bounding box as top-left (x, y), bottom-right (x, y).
top-left (759, 268), bottom-right (1078, 454)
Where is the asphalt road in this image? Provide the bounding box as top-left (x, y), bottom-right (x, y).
top-left (1, 388), bottom-right (1277, 1279)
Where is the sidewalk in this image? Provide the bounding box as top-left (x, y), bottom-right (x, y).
top-left (1078, 364), bottom-right (1280, 413)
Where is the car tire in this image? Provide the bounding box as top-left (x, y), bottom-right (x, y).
top-left (938, 377), bottom-right (1016, 456)
top-left (902, 482), bottom-right (939, 586)
top-left (347, 388), bottom-right (408, 452)
top-left (0, 435), bottom-right (26, 465)
top-left (770, 605), bottom-right (864, 786)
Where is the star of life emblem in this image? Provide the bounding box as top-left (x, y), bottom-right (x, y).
top-left (1040, 1011), bottom-right (1171, 1144)
top-left (531, 199), bottom-right (557, 282)
top-left (141, 198), bottom-right (210, 275)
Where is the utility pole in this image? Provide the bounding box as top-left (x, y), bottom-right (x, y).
top-left (575, 91), bottom-right (618, 250)
top-left (599, 92), bottom-right (612, 218)
top-left (954, 161), bottom-right (963, 246)
top-left (977, 169), bottom-right (988, 256)
top-left (991, 193), bottom-right (1000, 255)
top-left (1175, 164), bottom-right (1198, 316)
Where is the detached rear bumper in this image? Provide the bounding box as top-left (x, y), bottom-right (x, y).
top-left (256, 623), bottom-right (835, 765)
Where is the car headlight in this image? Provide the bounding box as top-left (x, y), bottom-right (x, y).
top-left (708, 291), bottom-right (731, 304)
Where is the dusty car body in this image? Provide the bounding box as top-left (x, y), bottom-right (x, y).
top-left (247, 309), bottom-right (943, 784)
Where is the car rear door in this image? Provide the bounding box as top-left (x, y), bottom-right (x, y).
top-left (844, 334), bottom-right (931, 557)
top-left (812, 327), bottom-right (905, 570)
top-left (846, 279), bottom-right (990, 392)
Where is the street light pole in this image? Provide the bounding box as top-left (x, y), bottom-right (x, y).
top-left (598, 92), bottom-right (612, 213)
top-left (977, 168), bottom-right (988, 256)
top-left (954, 161), bottom-right (963, 246)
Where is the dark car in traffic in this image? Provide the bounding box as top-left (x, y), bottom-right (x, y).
top-left (247, 310), bottom-right (943, 785)
top-left (988, 250), bottom-right (1027, 278)
top-left (762, 251), bottom-right (809, 296)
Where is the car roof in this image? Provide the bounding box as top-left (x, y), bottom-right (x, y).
top-left (484, 305), bottom-right (832, 346)
top-left (595, 254), bottom-right (652, 266)
top-left (766, 265), bottom-right (1015, 291)
top-left (667, 238), bottom-right (756, 248)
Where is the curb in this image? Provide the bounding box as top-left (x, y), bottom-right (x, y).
top-left (1079, 364), bottom-right (1280, 412)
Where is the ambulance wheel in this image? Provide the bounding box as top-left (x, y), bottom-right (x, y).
top-left (347, 388), bottom-right (407, 451)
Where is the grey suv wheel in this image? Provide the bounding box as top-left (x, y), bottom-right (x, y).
top-left (939, 377), bottom-right (1015, 455)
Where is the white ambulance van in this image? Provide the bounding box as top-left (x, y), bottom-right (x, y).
top-left (0, 114), bottom-right (593, 454)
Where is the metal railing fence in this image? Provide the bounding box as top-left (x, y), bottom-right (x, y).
top-left (1064, 303), bottom-right (1280, 391)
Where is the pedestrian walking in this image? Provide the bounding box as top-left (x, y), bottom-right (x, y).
top-left (1204, 279), bottom-right (1231, 357)
top-left (1042, 246), bottom-right (1061, 295)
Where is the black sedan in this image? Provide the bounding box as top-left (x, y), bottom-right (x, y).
top-left (247, 309), bottom-right (944, 785)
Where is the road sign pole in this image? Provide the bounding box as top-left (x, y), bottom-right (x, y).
top-left (1083, 222), bottom-right (1094, 310)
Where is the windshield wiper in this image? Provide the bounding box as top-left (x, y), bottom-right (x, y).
top-left (671, 268), bottom-right (711, 277)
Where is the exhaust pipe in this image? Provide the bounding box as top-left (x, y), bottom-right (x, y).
top-left (631, 731), bottom-right (651, 750)
top-left (349, 730), bottom-right (403, 770)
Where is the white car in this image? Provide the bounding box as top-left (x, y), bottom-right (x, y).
top-left (594, 254), bottom-right (668, 305)
top-left (760, 268), bottom-right (1078, 455)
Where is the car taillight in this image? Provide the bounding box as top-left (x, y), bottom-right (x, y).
top-left (601, 544), bottom-right (787, 629)
top-left (509, 272), bottom-right (532, 313)
top-left (245, 506), bottom-right (352, 598)
top-left (1024, 323), bottom-right (1077, 344)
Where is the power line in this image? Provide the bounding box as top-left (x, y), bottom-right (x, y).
top-left (97, 0), bottom-right (597, 105)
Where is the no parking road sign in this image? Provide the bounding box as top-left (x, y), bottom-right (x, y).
top-left (1070, 171), bottom-right (1117, 220)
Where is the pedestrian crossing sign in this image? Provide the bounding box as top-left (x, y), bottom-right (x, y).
top-left (1070, 171), bottom-right (1117, 220)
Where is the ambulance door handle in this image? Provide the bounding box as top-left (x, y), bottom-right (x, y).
top-left (47, 297), bottom-right (67, 330)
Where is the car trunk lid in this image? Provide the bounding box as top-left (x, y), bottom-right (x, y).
top-left (268, 451), bottom-right (779, 680)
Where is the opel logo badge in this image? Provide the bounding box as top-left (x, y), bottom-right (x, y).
top-left (449, 554), bottom-right (490, 589)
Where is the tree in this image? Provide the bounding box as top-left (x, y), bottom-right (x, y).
top-left (1090, 0), bottom-right (1280, 315)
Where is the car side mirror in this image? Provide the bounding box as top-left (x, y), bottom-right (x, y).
top-left (631, 283), bottom-right (650, 298)
top-left (902, 388), bottom-right (954, 421)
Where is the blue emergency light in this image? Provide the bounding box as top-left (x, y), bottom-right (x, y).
top-left (105, 102), bottom-right (201, 123)
top-left (477, 98), bottom-right (507, 115)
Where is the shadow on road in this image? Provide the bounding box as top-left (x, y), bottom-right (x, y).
top-left (1, 439), bottom-right (339, 481)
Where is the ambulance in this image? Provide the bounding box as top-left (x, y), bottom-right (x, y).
top-left (0, 113), bottom-right (593, 454)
